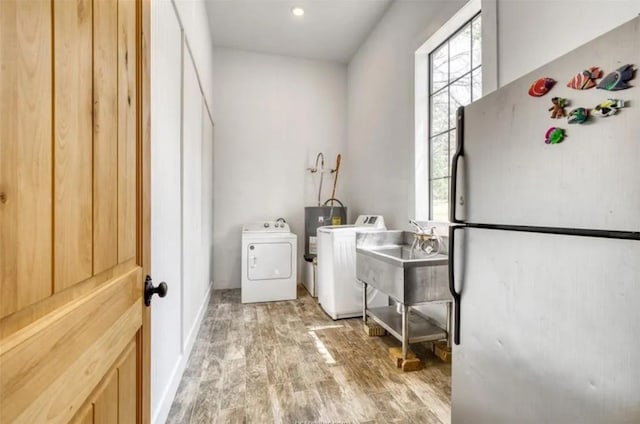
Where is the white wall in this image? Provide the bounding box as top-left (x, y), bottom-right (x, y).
top-left (212, 48), bottom-right (347, 289)
top-left (497, 0), bottom-right (640, 86)
top-left (150, 1), bottom-right (215, 423)
top-left (346, 0), bottom-right (467, 230)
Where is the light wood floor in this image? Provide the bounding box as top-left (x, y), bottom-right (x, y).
top-left (167, 286), bottom-right (451, 424)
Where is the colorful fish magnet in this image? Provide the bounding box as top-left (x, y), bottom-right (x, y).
top-left (597, 64), bottom-right (636, 90)
top-left (566, 67), bottom-right (603, 90)
top-left (545, 127), bottom-right (565, 144)
top-left (549, 97), bottom-right (569, 118)
top-left (567, 107), bottom-right (589, 124)
top-left (594, 99), bottom-right (625, 117)
top-left (529, 78), bottom-right (555, 97)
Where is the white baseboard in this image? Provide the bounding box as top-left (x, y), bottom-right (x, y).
top-left (212, 280), bottom-right (240, 290)
top-left (182, 282), bottom-right (213, 354)
top-left (152, 282), bottom-right (213, 424)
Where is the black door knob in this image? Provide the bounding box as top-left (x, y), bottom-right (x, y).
top-left (144, 275), bottom-right (168, 306)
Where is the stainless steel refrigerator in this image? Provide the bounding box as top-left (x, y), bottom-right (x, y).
top-left (448, 17), bottom-right (640, 423)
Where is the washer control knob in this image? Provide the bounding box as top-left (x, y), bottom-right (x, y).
top-left (264, 222), bottom-right (269, 228)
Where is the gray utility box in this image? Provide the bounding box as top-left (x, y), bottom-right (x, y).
top-left (303, 206), bottom-right (347, 261)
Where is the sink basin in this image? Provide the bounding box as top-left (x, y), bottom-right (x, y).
top-left (356, 231), bottom-right (451, 305)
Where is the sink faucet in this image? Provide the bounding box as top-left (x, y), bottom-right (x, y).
top-left (409, 220), bottom-right (436, 238)
top-left (409, 220), bottom-right (439, 254)
top-left (409, 219), bottom-right (427, 234)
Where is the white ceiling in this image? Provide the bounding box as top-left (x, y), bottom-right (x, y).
top-left (204, 0), bottom-right (393, 63)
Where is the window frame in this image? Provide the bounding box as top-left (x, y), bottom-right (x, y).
top-left (427, 13), bottom-right (481, 222)
top-left (414, 0), bottom-right (496, 222)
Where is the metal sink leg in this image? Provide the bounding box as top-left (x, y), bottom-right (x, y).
top-left (362, 280), bottom-right (368, 325)
top-left (401, 303), bottom-right (409, 360)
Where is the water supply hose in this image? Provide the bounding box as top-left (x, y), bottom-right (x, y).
top-left (323, 198), bottom-right (345, 225)
top-left (322, 198), bottom-right (344, 208)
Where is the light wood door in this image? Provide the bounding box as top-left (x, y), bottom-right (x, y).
top-left (0, 0), bottom-right (151, 422)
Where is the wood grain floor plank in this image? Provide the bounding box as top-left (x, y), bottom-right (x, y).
top-left (370, 391), bottom-right (414, 419)
top-left (263, 345), bottom-right (290, 386)
top-left (245, 380), bottom-right (271, 423)
top-left (211, 318), bottom-right (230, 342)
top-left (166, 376), bottom-right (198, 424)
top-left (214, 407), bottom-right (245, 424)
top-left (246, 364), bottom-right (268, 389)
top-left (259, 322), bottom-right (279, 347)
top-left (314, 378), bottom-right (355, 422)
top-left (267, 382), bottom-right (294, 424)
top-left (182, 341), bottom-right (209, 381)
top-left (223, 339), bottom-right (245, 361)
top-left (403, 372), bottom-right (451, 423)
top-left (406, 407), bottom-right (443, 424)
top-left (286, 363), bottom-right (309, 393)
top-left (372, 412), bottom-right (414, 423)
top-left (382, 372), bottom-right (429, 412)
top-left (218, 358), bottom-right (245, 410)
top-left (283, 389), bottom-right (323, 423)
top-left (188, 378), bottom-right (220, 424)
top-left (344, 384), bottom-right (384, 422)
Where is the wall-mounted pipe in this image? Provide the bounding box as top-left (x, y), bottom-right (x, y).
top-left (306, 152), bottom-right (325, 206)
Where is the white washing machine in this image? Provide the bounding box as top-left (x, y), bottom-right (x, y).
top-left (317, 215), bottom-right (388, 319)
top-left (241, 221), bottom-right (297, 304)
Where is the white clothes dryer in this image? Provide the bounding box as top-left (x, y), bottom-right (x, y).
top-left (317, 215), bottom-right (388, 319)
top-left (241, 221), bottom-right (297, 303)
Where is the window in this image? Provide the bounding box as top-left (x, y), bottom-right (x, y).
top-left (414, 0), bottom-right (494, 222)
top-left (428, 14), bottom-right (481, 221)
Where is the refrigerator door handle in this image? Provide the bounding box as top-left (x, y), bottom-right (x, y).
top-left (450, 106), bottom-right (465, 224)
top-left (448, 224), bottom-right (463, 345)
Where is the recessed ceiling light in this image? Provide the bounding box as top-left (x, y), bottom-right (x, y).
top-left (291, 7), bottom-right (305, 17)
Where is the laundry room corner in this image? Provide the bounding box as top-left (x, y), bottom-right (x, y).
top-left (211, 48), bottom-right (348, 289)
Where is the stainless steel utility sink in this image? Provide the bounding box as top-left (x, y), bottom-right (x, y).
top-left (356, 231), bottom-right (450, 305)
